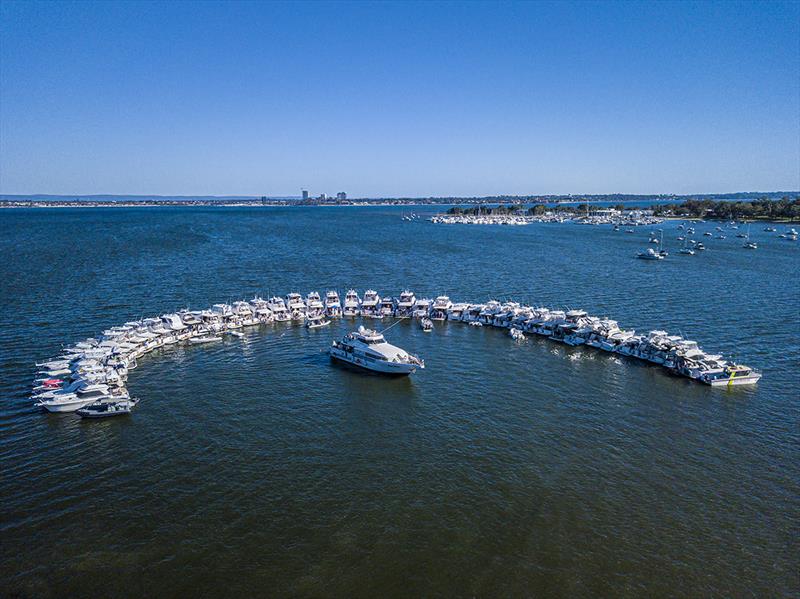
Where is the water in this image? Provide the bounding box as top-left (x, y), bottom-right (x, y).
top-left (1, 207), bottom-right (798, 597)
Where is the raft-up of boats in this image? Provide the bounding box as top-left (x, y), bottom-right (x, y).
top-left (30, 289), bottom-right (761, 416)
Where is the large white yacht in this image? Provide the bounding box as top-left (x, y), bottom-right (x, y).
top-left (700, 364), bottom-right (762, 386)
top-left (325, 291), bottom-right (342, 317)
top-left (412, 297), bottom-right (432, 318)
top-left (35, 381), bottom-right (114, 412)
top-left (447, 302), bottom-right (470, 321)
top-left (306, 291), bottom-right (325, 318)
top-left (285, 292), bottom-right (307, 320)
top-left (233, 301), bottom-right (260, 326)
top-left (330, 326), bottom-right (424, 375)
top-left (249, 297), bottom-right (274, 323)
top-left (343, 289), bottom-right (360, 317)
top-left (379, 297), bottom-right (395, 318)
top-left (396, 290), bottom-right (417, 317)
top-left (268, 296), bottom-right (291, 322)
top-left (361, 290), bottom-right (381, 317)
top-left (430, 296), bottom-right (453, 320)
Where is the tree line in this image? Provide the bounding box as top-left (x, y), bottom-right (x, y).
top-left (651, 197), bottom-right (800, 220)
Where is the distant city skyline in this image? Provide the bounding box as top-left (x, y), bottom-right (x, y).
top-left (1, 1), bottom-right (798, 196)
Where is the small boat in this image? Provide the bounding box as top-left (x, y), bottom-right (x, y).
top-left (420, 317), bottom-right (433, 332)
top-left (695, 242), bottom-right (706, 251)
top-left (637, 248), bottom-right (664, 260)
top-left (703, 231), bottom-right (713, 236)
top-left (77, 398), bottom-right (139, 418)
top-left (227, 330), bottom-right (245, 338)
top-left (743, 241), bottom-right (758, 249)
top-left (469, 321), bottom-right (483, 327)
top-left (188, 335), bottom-right (223, 344)
top-left (306, 316), bottom-right (331, 329)
top-left (715, 234), bottom-right (726, 239)
top-left (679, 247), bottom-right (695, 255)
top-left (510, 328), bottom-right (524, 341)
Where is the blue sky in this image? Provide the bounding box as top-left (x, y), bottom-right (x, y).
top-left (1, 0), bottom-right (798, 197)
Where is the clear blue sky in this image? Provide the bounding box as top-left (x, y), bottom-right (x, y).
top-left (1, 0), bottom-right (798, 197)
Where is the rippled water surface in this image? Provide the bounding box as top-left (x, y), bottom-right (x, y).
top-left (1, 206), bottom-right (798, 597)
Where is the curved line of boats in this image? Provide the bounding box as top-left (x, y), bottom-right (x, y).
top-left (31, 288), bottom-right (762, 417)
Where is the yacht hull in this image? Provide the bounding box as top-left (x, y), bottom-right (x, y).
top-left (329, 349), bottom-right (418, 376)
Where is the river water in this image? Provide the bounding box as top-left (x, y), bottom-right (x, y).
top-left (0, 206), bottom-right (798, 597)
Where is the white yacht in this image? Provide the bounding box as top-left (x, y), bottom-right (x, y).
top-left (462, 304), bottom-right (485, 323)
top-left (637, 248), bottom-right (664, 260)
top-left (330, 326), bottom-right (424, 375)
top-left (478, 300), bottom-right (502, 325)
top-left (430, 296), bottom-right (452, 320)
top-left (267, 296), bottom-right (290, 322)
top-left (447, 302), bottom-right (470, 321)
top-left (396, 290), bottom-right (416, 317)
top-left (285, 292), bottom-right (307, 320)
top-left (35, 381), bottom-right (113, 412)
top-left (233, 301), bottom-right (260, 326)
top-left (378, 297), bottom-right (395, 318)
top-left (700, 364), bottom-right (762, 386)
top-left (306, 291), bottom-right (325, 318)
top-left (249, 297), bottom-right (274, 323)
top-left (324, 291), bottom-right (342, 317)
top-left (361, 290), bottom-right (381, 317)
top-left (343, 289), bottom-right (360, 317)
top-left (412, 298), bottom-right (432, 318)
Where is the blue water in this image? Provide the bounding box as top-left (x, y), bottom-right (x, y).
top-left (1, 206), bottom-right (798, 597)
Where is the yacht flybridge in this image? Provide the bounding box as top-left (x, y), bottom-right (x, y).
top-left (330, 326), bottom-right (424, 375)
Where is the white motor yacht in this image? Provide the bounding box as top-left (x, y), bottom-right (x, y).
top-left (306, 292), bottom-right (325, 318)
top-left (700, 364), bottom-right (762, 386)
top-left (361, 290), bottom-right (381, 317)
top-left (249, 297), bottom-right (275, 323)
top-left (285, 293), bottom-right (307, 320)
top-left (324, 291), bottom-right (342, 317)
top-left (35, 381), bottom-right (113, 413)
top-left (447, 302), bottom-right (470, 321)
top-left (412, 298), bottom-right (432, 319)
top-left (396, 290), bottom-right (416, 317)
top-left (430, 296), bottom-right (452, 320)
top-left (268, 296), bottom-right (291, 322)
top-left (343, 289), bottom-right (361, 317)
top-left (330, 326), bottom-right (424, 375)
top-left (233, 301), bottom-right (260, 326)
top-left (637, 248), bottom-right (664, 260)
top-left (378, 297), bottom-right (395, 318)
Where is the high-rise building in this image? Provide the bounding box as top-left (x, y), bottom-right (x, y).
top-left (336, 192), bottom-right (347, 200)
top-left (301, 190), bottom-right (309, 201)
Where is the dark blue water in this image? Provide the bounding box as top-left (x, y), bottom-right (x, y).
top-left (1, 207), bottom-right (798, 597)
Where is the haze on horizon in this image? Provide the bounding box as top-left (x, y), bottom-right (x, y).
top-left (1, 0), bottom-right (798, 198)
